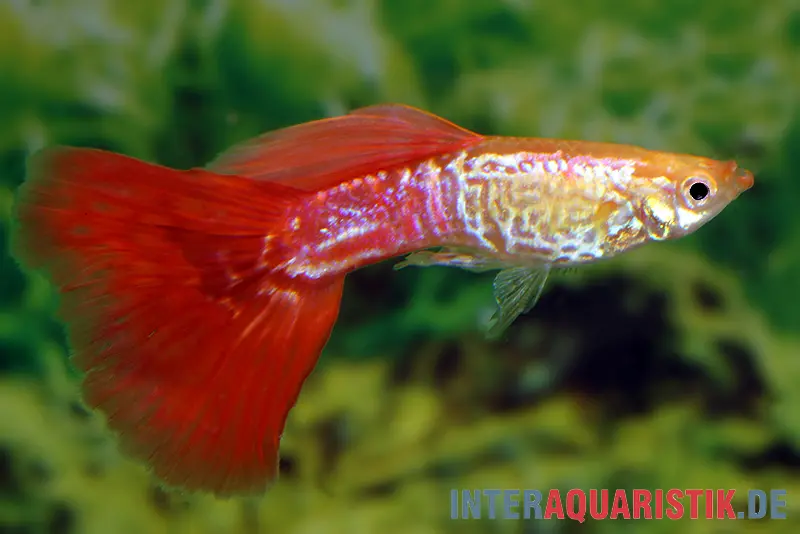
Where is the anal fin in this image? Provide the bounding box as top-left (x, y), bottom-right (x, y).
top-left (486, 265), bottom-right (551, 339)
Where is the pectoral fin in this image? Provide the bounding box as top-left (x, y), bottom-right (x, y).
top-left (486, 265), bottom-right (551, 339)
top-left (394, 248), bottom-right (501, 273)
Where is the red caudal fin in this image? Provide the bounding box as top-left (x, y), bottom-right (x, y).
top-left (11, 148), bottom-right (344, 496)
top-left (206, 104), bottom-right (483, 190)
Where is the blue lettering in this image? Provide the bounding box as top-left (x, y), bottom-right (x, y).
top-left (504, 490), bottom-right (520, 519)
top-left (524, 490), bottom-right (543, 519)
top-left (463, 490), bottom-right (481, 519)
top-left (484, 489), bottom-right (501, 519)
top-left (748, 490), bottom-right (767, 519)
top-left (770, 490), bottom-right (787, 519)
top-left (451, 489), bottom-right (458, 519)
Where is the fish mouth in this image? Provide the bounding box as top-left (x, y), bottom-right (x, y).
top-left (734, 166), bottom-right (754, 191)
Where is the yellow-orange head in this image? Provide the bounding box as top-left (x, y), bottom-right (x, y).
top-left (632, 152), bottom-right (754, 240)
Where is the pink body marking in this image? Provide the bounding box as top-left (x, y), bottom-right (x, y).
top-left (281, 138), bottom-right (654, 279)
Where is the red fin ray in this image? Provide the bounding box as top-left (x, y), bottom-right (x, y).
top-left (13, 148), bottom-right (344, 496)
top-left (206, 104), bottom-right (483, 190)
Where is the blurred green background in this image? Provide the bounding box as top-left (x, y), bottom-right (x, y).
top-left (1, 0), bottom-right (800, 532)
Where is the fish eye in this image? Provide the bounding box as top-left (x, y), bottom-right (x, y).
top-left (684, 177), bottom-right (712, 204)
top-left (689, 182), bottom-right (709, 200)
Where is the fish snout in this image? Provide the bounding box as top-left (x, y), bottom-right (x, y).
top-left (732, 164), bottom-right (754, 192)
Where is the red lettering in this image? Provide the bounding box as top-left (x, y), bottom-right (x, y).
top-left (565, 490), bottom-right (586, 523)
top-left (589, 489), bottom-right (608, 520)
top-left (666, 489), bottom-right (684, 519)
top-left (610, 489), bottom-right (631, 520)
top-left (632, 489), bottom-right (652, 519)
top-left (717, 489), bottom-right (736, 519)
top-left (705, 489), bottom-right (714, 519)
top-left (685, 489), bottom-right (703, 519)
top-left (544, 489), bottom-right (564, 520)
top-left (655, 489), bottom-right (663, 519)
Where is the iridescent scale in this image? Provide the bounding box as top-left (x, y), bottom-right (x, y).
top-left (283, 140), bottom-right (652, 278)
top-left (445, 144), bottom-right (649, 264)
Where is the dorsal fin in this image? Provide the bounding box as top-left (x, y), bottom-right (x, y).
top-left (206, 104), bottom-right (483, 191)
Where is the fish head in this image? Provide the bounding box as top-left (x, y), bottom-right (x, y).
top-left (634, 153), bottom-right (754, 240)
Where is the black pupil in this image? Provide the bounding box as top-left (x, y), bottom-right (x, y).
top-left (689, 182), bottom-right (709, 201)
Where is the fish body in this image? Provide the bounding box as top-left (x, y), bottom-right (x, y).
top-left (284, 138), bottom-right (751, 277)
top-left (11, 104), bottom-right (753, 496)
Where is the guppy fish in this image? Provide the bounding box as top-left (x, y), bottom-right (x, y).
top-left (11, 104), bottom-right (753, 496)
